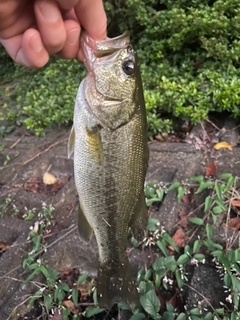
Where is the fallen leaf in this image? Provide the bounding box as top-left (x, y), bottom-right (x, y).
top-left (231, 200), bottom-right (240, 207)
top-left (0, 241), bottom-right (11, 253)
top-left (43, 172), bottom-right (57, 185)
top-left (206, 161), bottom-right (217, 176)
top-left (63, 300), bottom-right (79, 314)
top-left (155, 135), bottom-right (164, 141)
top-left (214, 141), bottom-right (232, 151)
top-left (225, 217), bottom-right (240, 231)
top-left (178, 208), bottom-right (189, 227)
top-left (182, 194), bottom-right (191, 205)
top-left (168, 227), bottom-right (187, 251)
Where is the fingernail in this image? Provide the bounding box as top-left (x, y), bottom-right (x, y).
top-left (29, 35), bottom-right (43, 53)
top-left (67, 28), bottom-right (80, 46)
top-left (40, 0), bottom-right (59, 23)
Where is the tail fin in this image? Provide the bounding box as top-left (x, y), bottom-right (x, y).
top-left (97, 258), bottom-right (138, 309)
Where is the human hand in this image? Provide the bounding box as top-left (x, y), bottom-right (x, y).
top-left (0, 0), bottom-right (107, 67)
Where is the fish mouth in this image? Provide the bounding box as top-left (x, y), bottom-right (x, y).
top-left (83, 31), bottom-right (130, 57)
top-left (81, 32), bottom-right (131, 72)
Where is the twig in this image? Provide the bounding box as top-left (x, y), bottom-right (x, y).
top-left (10, 138), bottom-right (21, 149)
top-left (0, 138), bottom-right (67, 171)
top-left (183, 282), bottom-right (215, 311)
top-left (0, 224), bottom-right (77, 280)
top-left (206, 119), bottom-right (221, 131)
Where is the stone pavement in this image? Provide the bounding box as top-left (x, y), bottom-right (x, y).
top-left (0, 117), bottom-right (239, 319)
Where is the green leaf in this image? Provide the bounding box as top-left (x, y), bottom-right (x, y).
top-left (72, 289), bottom-right (79, 306)
top-left (204, 196), bottom-right (213, 213)
top-left (190, 307), bottom-right (201, 315)
top-left (157, 240), bottom-right (168, 257)
top-left (144, 269), bottom-right (152, 281)
top-left (177, 186), bottom-right (186, 203)
top-left (193, 254), bottom-right (205, 261)
top-left (162, 233), bottom-right (179, 253)
top-left (163, 311), bottom-right (174, 320)
top-left (195, 181), bottom-right (213, 194)
top-left (146, 198), bottom-right (161, 206)
top-left (212, 206), bottom-right (224, 214)
top-left (28, 290), bottom-right (43, 305)
top-left (176, 313), bottom-right (187, 320)
top-left (231, 275), bottom-right (240, 292)
top-left (215, 198), bottom-right (227, 211)
top-left (193, 239), bottom-right (201, 253)
top-left (139, 281), bottom-right (147, 295)
top-left (224, 273), bottom-right (232, 288)
top-left (189, 176), bottom-right (204, 182)
top-left (215, 184), bottom-right (223, 199)
top-left (231, 311), bottom-right (238, 320)
top-left (204, 312), bottom-right (213, 320)
top-left (168, 182), bottom-right (180, 191)
top-left (166, 302), bottom-right (174, 313)
top-left (148, 218), bottom-right (160, 231)
top-left (218, 173), bottom-right (233, 179)
top-left (118, 302), bottom-right (131, 310)
top-left (177, 254), bottom-right (190, 265)
top-left (154, 273), bottom-right (161, 288)
top-left (129, 313), bottom-right (147, 320)
top-left (85, 307), bottom-right (104, 318)
top-left (206, 223), bottom-right (213, 239)
top-left (77, 272), bottom-right (89, 284)
top-left (184, 245), bottom-right (192, 256)
top-left (188, 217), bottom-right (204, 225)
top-left (44, 294), bottom-right (53, 312)
top-left (93, 288), bottom-right (98, 305)
top-left (156, 189), bottom-right (164, 201)
top-left (61, 283), bottom-right (70, 292)
top-left (140, 290), bottom-right (160, 316)
top-left (225, 176), bottom-right (235, 191)
top-left (215, 308), bottom-right (224, 314)
top-left (175, 269), bottom-right (183, 288)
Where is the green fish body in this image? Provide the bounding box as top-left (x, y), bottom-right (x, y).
top-left (68, 32), bottom-right (148, 308)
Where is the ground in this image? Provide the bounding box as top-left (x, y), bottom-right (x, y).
top-left (0, 115), bottom-right (239, 319)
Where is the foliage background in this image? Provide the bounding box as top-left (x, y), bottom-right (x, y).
top-left (1, 0), bottom-right (240, 137)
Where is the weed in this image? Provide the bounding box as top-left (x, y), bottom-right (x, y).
top-left (3, 174), bottom-right (240, 319)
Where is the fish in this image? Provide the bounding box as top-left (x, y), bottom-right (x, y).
top-left (68, 31), bottom-right (148, 309)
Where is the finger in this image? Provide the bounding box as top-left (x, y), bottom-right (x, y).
top-left (0, 3), bottom-right (35, 39)
top-left (34, 0), bottom-right (67, 54)
top-left (54, 19), bottom-right (80, 59)
top-left (55, 0), bottom-right (79, 11)
top-left (1, 28), bottom-right (49, 67)
top-left (74, 0), bottom-right (107, 40)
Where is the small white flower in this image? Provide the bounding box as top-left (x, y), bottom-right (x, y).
top-left (226, 294), bottom-right (232, 304)
top-left (190, 258), bottom-right (198, 266)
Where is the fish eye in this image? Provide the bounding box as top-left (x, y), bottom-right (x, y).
top-left (122, 60), bottom-right (135, 76)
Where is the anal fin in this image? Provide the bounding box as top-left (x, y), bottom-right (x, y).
top-left (129, 192), bottom-right (148, 241)
top-left (78, 203), bottom-right (93, 241)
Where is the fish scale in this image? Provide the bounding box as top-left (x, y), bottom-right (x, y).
top-left (68, 32), bottom-right (148, 308)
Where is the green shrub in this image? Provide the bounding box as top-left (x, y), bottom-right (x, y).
top-left (1, 0), bottom-right (240, 137)
top-left (106, 0), bottom-right (240, 137)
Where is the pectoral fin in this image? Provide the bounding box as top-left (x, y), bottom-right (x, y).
top-left (86, 127), bottom-right (103, 165)
top-left (68, 125), bottom-right (75, 159)
top-left (78, 203), bottom-right (93, 241)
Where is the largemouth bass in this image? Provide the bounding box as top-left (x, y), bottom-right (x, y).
top-left (68, 32), bottom-right (148, 308)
